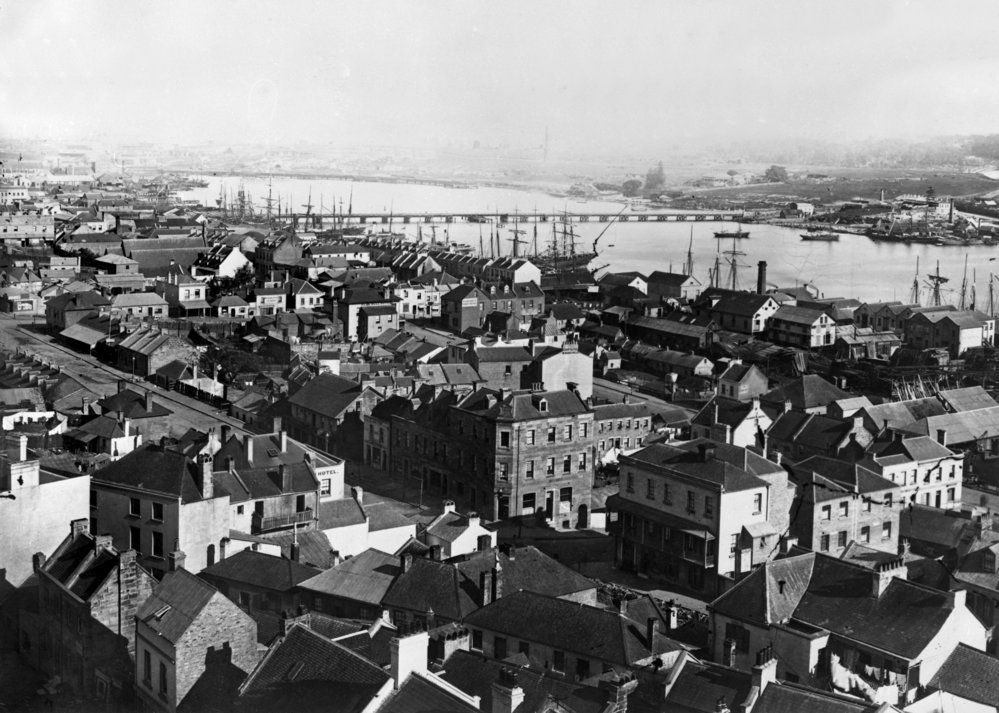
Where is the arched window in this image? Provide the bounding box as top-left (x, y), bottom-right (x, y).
top-left (206, 544), bottom-right (215, 567)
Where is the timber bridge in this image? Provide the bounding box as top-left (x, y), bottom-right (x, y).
top-left (295, 210), bottom-right (748, 227)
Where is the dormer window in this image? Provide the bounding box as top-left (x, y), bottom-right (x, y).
top-left (538, 399), bottom-right (548, 413)
top-left (985, 550), bottom-right (996, 573)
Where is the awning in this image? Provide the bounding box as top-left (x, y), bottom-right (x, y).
top-left (743, 521), bottom-right (778, 539)
top-left (181, 300), bottom-right (212, 311)
top-left (680, 528), bottom-right (716, 541)
top-left (59, 323), bottom-right (106, 346)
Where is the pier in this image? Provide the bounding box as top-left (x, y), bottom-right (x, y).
top-left (296, 210), bottom-right (746, 227)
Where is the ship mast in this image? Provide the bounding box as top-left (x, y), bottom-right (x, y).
top-left (926, 261), bottom-right (948, 307)
top-left (959, 255), bottom-right (969, 310)
top-left (909, 257), bottom-right (921, 306)
top-left (724, 238), bottom-right (746, 291)
top-left (684, 226), bottom-right (694, 276)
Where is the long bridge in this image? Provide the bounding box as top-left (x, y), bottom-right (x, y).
top-left (291, 210), bottom-right (748, 227)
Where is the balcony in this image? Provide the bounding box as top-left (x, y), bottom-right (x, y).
top-left (252, 508), bottom-right (313, 533)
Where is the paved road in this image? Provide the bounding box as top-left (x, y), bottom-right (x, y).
top-left (0, 316), bottom-right (249, 439)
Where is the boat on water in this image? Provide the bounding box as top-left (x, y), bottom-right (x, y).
top-left (714, 228), bottom-right (750, 239)
top-left (801, 232), bottom-right (839, 242)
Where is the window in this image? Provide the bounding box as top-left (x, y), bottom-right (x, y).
top-left (837, 531), bottom-right (847, 548)
top-left (472, 630), bottom-right (482, 650)
top-left (143, 650), bottom-right (151, 685)
top-left (704, 496), bottom-right (714, 517)
top-left (646, 479), bottom-right (655, 500)
top-left (663, 483), bottom-right (672, 505)
top-left (563, 455), bottom-right (572, 473)
top-left (563, 425), bottom-right (573, 441)
top-left (546, 457), bottom-right (556, 476)
top-left (947, 487), bottom-right (956, 503)
top-left (494, 637), bottom-right (507, 660)
top-left (500, 431), bottom-right (511, 448)
top-left (320, 479), bottom-right (331, 497)
top-left (90, 491), bottom-right (97, 509)
top-left (626, 473), bottom-right (634, 493)
top-left (686, 491), bottom-right (696, 513)
top-left (526, 460), bottom-right (535, 479)
top-left (130, 526), bottom-right (141, 553)
top-left (553, 650), bottom-right (565, 672)
top-left (730, 533), bottom-right (739, 554)
top-left (152, 502), bottom-right (163, 522)
top-left (860, 526), bottom-right (870, 544)
top-left (581, 422), bottom-right (588, 438)
top-left (237, 505), bottom-right (244, 515)
top-left (986, 550), bottom-right (997, 573)
top-left (499, 462), bottom-right (509, 480)
top-left (575, 658), bottom-right (591, 680)
top-left (885, 493), bottom-right (893, 508)
top-left (522, 493), bottom-right (536, 513)
top-left (547, 427), bottom-right (556, 443)
top-left (820, 534), bottom-right (830, 552)
top-left (577, 452), bottom-right (587, 471)
top-left (519, 641), bottom-right (530, 657)
top-left (129, 498), bottom-right (141, 517)
top-left (882, 522), bottom-right (892, 540)
top-left (526, 430), bottom-right (535, 445)
top-left (152, 531), bottom-right (163, 557)
top-left (865, 498), bottom-right (872, 513)
top-left (753, 493), bottom-right (763, 515)
top-left (159, 662), bottom-right (167, 696)
top-left (296, 495), bottom-right (306, 512)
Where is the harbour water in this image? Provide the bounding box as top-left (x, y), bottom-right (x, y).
top-left (180, 176), bottom-right (995, 305)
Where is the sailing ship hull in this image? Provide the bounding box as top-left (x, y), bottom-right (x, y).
top-left (800, 233), bottom-right (839, 241)
top-left (714, 231), bottom-right (750, 239)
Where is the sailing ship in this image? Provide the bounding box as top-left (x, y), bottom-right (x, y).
top-left (531, 214), bottom-right (597, 275)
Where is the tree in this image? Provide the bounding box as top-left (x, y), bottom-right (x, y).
top-left (644, 162), bottom-right (666, 193)
top-left (763, 165), bottom-right (788, 183)
top-left (622, 179), bottom-right (643, 197)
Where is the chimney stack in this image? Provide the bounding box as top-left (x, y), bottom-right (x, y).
top-left (145, 390), bottom-right (154, 413)
top-left (646, 617), bottom-right (660, 648)
top-left (279, 463), bottom-right (292, 492)
top-left (197, 453), bottom-right (214, 499)
top-left (70, 518), bottom-right (90, 538)
top-left (491, 668), bottom-right (526, 713)
top-left (400, 552), bottom-right (413, 574)
top-left (751, 645), bottom-right (778, 692)
top-left (168, 550), bottom-right (186, 572)
top-left (221, 424), bottom-right (231, 444)
top-left (872, 557), bottom-right (907, 597)
top-left (390, 631), bottom-right (429, 689)
top-left (480, 570), bottom-right (493, 606)
top-left (244, 435), bottom-right (254, 464)
top-left (756, 261), bottom-right (767, 295)
top-left (936, 428), bottom-right (948, 447)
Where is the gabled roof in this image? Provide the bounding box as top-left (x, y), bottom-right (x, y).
top-left (463, 590), bottom-right (681, 665)
top-left (752, 682), bottom-right (878, 713)
top-left (238, 624), bottom-right (389, 713)
top-left (93, 444), bottom-right (208, 501)
top-left (456, 388), bottom-right (588, 421)
top-left (96, 387), bottom-right (172, 419)
top-left (137, 568), bottom-right (219, 644)
top-left (42, 531), bottom-right (122, 601)
top-left (621, 439), bottom-right (777, 493)
top-left (928, 642), bottom-right (999, 706)
top-left (937, 386), bottom-right (999, 413)
top-left (900, 406), bottom-right (999, 445)
top-left (663, 655), bottom-right (754, 713)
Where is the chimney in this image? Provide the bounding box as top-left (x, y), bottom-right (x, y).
top-left (8, 433), bottom-right (27, 463)
top-left (390, 630), bottom-right (429, 689)
top-left (225, 456), bottom-right (235, 472)
top-left (118, 379), bottom-right (127, 393)
top-left (400, 552), bottom-right (413, 574)
top-left (467, 511), bottom-right (480, 529)
top-left (429, 544), bottom-right (442, 561)
top-left (279, 463), bottom-right (292, 492)
top-left (196, 452), bottom-right (214, 499)
top-left (221, 424), bottom-right (231, 444)
top-left (477, 534), bottom-right (493, 551)
top-left (168, 550), bottom-right (186, 572)
top-left (93, 534), bottom-right (114, 553)
top-left (352, 486), bottom-right (363, 504)
top-left (492, 565), bottom-right (502, 601)
top-left (442, 500), bottom-right (456, 514)
top-left (715, 697), bottom-right (730, 713)
top-left (697, 443), bottom-right (716, 462)
top-left (936, 428), bottom-right (947, 447)
top-left (491, 668), bottom-right (525, 713)
top-left (646, 617), bottom-right (660, 647)
top-left (145, 390), bottom-right (153, 413)
top-left (665, 600), bottom-right (679, 631)
top-left (597, 672), bottom-right (638, 713)
top-left (32, 552), bottom-right (46, 572)
top-left (280, 606), bottom-right (311, 635)
top-left (783, 399), bottom-right (792, 414)
top-left (950, 589), bottom-right (968, 610)
top-left (273, 415), bottom-right (283, 435)
top-left (244, 435), bottom-right (254, 464)
top-left (479, 570), bottom-right (493, 606)
top-left (752, 645), bottom-right (778, 692)
top-left (872, 557), bottom-right (907, 597)
top-left (70, 517), bottom-right (90, 538)
top-left (722, 638), bottom-right (737, 667)
top-left (756, 261), bottom-right (767, 295)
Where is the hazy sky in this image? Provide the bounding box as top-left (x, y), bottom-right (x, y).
top-left (3, 0), bottom-right (999, 151)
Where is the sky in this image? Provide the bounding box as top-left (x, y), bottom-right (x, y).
top-left (3, 0), bottom-right (999, 152)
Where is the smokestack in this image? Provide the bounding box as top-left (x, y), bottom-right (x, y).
top-left (757, 261), bottom-right (767, 295)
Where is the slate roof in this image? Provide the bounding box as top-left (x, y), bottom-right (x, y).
top-left (762, 375), bottom-right (851, 411)
top-left (621, 439), bottom-right (776, 493)
top-left (463, 590), bottom-right (681, 665)
top-left (751, 682), bottom-right (875, 713)
top-left (900, 406), bottom-right (999, 445)
top-left (319, 497), bottom-right (367, 529)
top-left (856, 397), bottom-right (946, 431)
top-left (937, 386), bottom-right (999, 412)
top-left (456, 388), bottom-right (588, 421)
top-left (97, 388), bottom-right (172, 419)
top-left (137, 568), bottom-right (218, 644)
top-left (199, 550), bottom-right (320, 592)
top-left (238, 624), bottom-right (389, 713)
top-left (93, 444), bottom-right (208, 502)
top-left (472, 345), bottom-right (532, 363)
top-left (712, 552), bottom-right (960, 660)
top-left (663, 656), bottom-right (754, 713)
top-left (377, 670), bottom-right (479, 713)
top-left (767, 411), bottom-right (858, 453)
top-left (381, 557), bottom-right (475, 621)
top-left (928, 643), bottom-right (999, 706)
top-left (691, 396), bottom-right (758, 428)
top-left (297, 548), bottom-right (399, 605)
top-left (286, 374), bottom-right (363, 419)
top-left (440, 650), bottom-right (608, 713)
top-left (42, 532), bottom-right (120, 601)
top-left (453, 546), bottom-right (596, 600)
top-left (425, 511), bottom-right (476, 543)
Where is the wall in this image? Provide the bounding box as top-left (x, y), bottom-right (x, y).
top-left (178, 496), bottom-right (232, 573)
top-left (92, 485), bottom-right (182, 580)
top-left (367, 523), bottom-right (417, 555)
top-left (0, 474), bottom-right (90, 588)
top-left (323, 519), bottom-right (370, 558)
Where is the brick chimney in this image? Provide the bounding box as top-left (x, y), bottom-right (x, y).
top-left (168, 550), bottom-right (186, 571)
top-left (442, 500), bottom-right (456, 514)
top-left (400, 552), bottom-right (413, 574)
top-left (279, 463), bottom-right (292, 492)
top-left (479, 570), bottom-right (493, 606)
top-left (70, 518), bottom-right (90, 538)
top-left (144, 390), bottom-right (154, 413)
top-left (597, 672), bottom-right (638, 713)
top-left (429, 544), bottom-right (442, 561)
top-left (351, 486), bottom-right (363, 504)
top-left (646, 617), bottom-right (660, 648)
top-left (244, 435), bottom-right (254, 464)
top-left (491, 668), bottom-right (525, 713)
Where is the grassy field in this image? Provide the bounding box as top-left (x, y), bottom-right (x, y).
top-left (686, 169), bottom-right (998, 204)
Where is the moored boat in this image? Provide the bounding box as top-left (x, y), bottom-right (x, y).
top-left (800, 232), bottom-right (839, 241)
